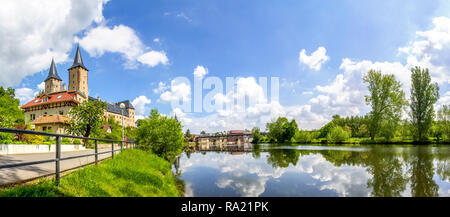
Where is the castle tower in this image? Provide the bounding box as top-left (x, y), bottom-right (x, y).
top-left (68, 45), bottom-right (89, 98)
top-left (44, 59), bottom-right (62, 94)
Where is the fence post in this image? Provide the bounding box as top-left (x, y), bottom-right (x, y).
top-left (121, 141), bottom-right (123, 152)
top-left (95, 139), bottom-right (98, 165)
top-left (111, 141), bottom-right (114, 159)
top-left (55, 136), bottom-right (61, 186)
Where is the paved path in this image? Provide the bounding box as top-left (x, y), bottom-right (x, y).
top-left (0, 148), bottom-right (125, 186)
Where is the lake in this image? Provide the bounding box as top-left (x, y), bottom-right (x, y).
top-left (173, 143), bottom-right (450, 197)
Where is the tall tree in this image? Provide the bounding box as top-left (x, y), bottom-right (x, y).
top-left (68, 99), bottom-right (106, 143)
top-left (409, 67), bottom-right (439, 142)
top-left (363, 70), bottom-right (407, 140)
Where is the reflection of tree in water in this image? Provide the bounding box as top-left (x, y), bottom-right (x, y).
top-left (318, 150), bottom-right (366, 167)
top-left (267, 148), bottom-right (300, 168)
top-left (252, 144), bottom-right (261, 159)
top-left (365, 148), bottom-right (407, 197)
top-left (408, 146), bottom-right (439, 197)
top-left (434, 148), bottom-right (450, 182)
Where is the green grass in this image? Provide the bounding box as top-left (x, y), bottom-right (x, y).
top-left (0, 149), bottom-right (181, 197)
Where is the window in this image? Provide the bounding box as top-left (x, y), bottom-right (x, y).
top-left (42, 97), bottom-right (48, 102)
top-left (30, 114), bottom-right (35, 121)
top-left (57, 95), bottom-right (62, 99)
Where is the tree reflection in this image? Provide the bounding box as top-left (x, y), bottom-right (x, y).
top-left (365, 148), bottom-right (408, 197)
top-left (267, 147), bottom-right (300, 168)
top-left (408, 146), bottom-right (439, 197)
top-left (252, 143), bottom-right (261, 159)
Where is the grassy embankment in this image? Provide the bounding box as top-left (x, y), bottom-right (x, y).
top-left (0, 149), bottom-right (181, 197)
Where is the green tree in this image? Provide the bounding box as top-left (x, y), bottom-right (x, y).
top-left (185, 129), bottom-right (192, 141)
top-left (437, 105), bottom-right (449, 141)
top-left (326, 125), bottom-right (350, 143)
top-left (429, 122), bottom-right (444, 143)
top-left (251, 127), bottom-right (262, 144)
top-left (293, 130), bottom-right (312, 143)
top-left (267, 147), bottom-right (300, 168)
top-left (200, 130), bottom-right (206, 135)
top-left (409, 67), bottom-right (439, 142)
top-left (363, 70), bottom-right (407, 140)
top-left (0, 87), bottom-right (25, 143)
top-left (318, 121), bottom-right (335, 138)
top-left (67, 99), bottom-right (106, 143)
top-left (266, 117), bottom-right (298, 143)
top-left (135, 109), bottom-right (184, 161)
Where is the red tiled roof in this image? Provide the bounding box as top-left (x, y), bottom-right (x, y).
top-left (32, 115), bottom-right (70, 125)
top-left (229, 130), bottom-right (244, 135)
top-left (21, 91), bottom-right (78, 109)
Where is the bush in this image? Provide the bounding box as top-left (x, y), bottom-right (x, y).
top-left (136, 109), bottom-right (184, 161)
top-left (62, 137), bottom-right (70, 144)
top-left (293, 130), bottom-right (312, 143)
top-left (327, 126), bottom-right (350, 143)
top-left (72, 139), bottom-right (81, 145)
top-left (26, 135), bottom-right (45, 144)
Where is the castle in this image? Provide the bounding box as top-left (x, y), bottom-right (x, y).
top-left (21, 46), bottom-right (135, 134)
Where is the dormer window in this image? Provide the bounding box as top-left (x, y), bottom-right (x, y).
top-left (57, 95), bottom-right (62, 99)
top-left (42, 97), bottom-right (48, 102)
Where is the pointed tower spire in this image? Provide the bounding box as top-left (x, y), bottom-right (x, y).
top-left (69, 45), bottom-right (87, 70)
top-left (45, 58), bottom-right (62, 81)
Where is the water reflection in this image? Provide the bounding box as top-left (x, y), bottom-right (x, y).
top-left (174, 144), bottom-right (450, 197)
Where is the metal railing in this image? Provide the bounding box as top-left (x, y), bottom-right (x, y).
top-left (0, 127), bottom-right (137, 186)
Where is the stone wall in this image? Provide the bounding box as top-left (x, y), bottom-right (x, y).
top-left (0, 144), bottom-right (86, 155)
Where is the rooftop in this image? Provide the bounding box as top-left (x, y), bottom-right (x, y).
top-left (32, 115), bottom-right (70, 125)
top-left (21, 91), bottom-right (78, 109)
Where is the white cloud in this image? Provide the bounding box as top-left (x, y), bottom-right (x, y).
top-left (299, 46), bottom-right (330, 71)
top-left (438, 91), bottom-right (450, 105)
top-left (131, 95), bottom-right (151, 117)
top-left (153, 38), bottom-right (160, 43)
top-left (302, 91), bottom-right (313, 95)
top-left (176, 13), bottom-right (192, 22)
top-left (15, 88), bottom-right (35, 104)
top-left (159, 80), bottom-right (191, 103)
top-left (37, 82), bottom-right (45, 91)
top-left (0, 0), bottom-right (108, 87)
top-left (193, 65), bottom-right (208, 79)
top-left (137, 51), bottom-right (168, 67)
top-left (78, 24), bottom-right (169, 68)
top-left (300, 16), bottom-right (450, 128)
top-left (153, 81), bottom-right (169, 94)
top-left (399, 16), bottom-right (450, 85)
top-left (16, 82), bottom-right (52, 105)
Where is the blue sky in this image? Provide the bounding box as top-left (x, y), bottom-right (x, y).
top-left (3, 0), bottom-right (450, 133)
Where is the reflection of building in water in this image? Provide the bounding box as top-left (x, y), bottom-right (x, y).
top-left (196, 143), bottom-right (254, 153)
top-left (174, 155), bottom-right (180, 174)
top-left (195, 130), bottom-right (253, 147)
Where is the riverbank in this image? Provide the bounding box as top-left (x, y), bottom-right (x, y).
top-left (0, 149), bottom-right (181, 197)
top-left (255, 137), bottom-right (450, 145)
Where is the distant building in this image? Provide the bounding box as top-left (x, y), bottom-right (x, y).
top-left (195, 130), bottom-right (253, 146)
top-left (21, 46), bottom-right (135, 133)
